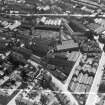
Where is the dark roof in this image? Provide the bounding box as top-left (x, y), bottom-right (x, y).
top-left (69, 19), bottom-right (89, 32)
top-left (13, 47), bottom-right (32, 58)
top-left (35, 24), bottom-right (60, 31)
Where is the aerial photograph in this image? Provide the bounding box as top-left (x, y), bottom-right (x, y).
top-left (0, 0), bottom-right (105, 105)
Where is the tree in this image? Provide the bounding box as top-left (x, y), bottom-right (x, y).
top-left (40, 94), bottom-right (48, 105)
top-left (52, 102), bottom-right (60, 105)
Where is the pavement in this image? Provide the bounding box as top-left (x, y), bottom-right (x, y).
top-left (7, 90), bottom-right (22, 105)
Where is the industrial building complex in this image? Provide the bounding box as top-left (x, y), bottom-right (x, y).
top-left (0, 0), bottom-right (105, 105)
